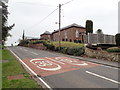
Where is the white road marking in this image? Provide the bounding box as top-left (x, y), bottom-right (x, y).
top-left (8, 48), bottom-right (52, 90)
top-left (30, 58), bottom-right (61, 71)
top-left (31, 52), bottom-right (39, 55)
top-left (86, 71), bottom-right (120, 84)
top-left (101, 65), bottom-right (119, 70)
top-left (45, 57), bottom-right (65, 65)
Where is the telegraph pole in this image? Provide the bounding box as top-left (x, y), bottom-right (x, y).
top-left (58, 4), bottom-right (61, 50)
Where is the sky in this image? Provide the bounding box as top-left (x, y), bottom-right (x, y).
top-left (6, 0), bottom-right (119, 46)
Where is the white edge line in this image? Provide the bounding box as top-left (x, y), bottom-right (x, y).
top-left (86, 71), bottom-right (120, 84)
top-left (8, 48), bottom-right (52, 90)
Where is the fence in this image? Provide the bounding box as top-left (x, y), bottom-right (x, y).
top-left (83, 33), bottom-right (116, 44)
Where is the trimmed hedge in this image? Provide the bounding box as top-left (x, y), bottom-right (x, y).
top-left (107, 47), bottom-right (120, 53)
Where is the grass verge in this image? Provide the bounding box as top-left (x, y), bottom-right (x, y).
top-left (2, 49), bottom-right (40, 88)
top-left (50, 41), bottom-right (84, 48)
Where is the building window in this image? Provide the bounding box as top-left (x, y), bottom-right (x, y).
top-left (66, 39), bottom-right (68, 41)
top-left (62, 39), bottom-right (64, 41)
top-left (65, 31), bottom-right (67, 39)
top-left (76, 30), bottom-right (79, 38)
top-left (70, 39), bottom-right (72, 42)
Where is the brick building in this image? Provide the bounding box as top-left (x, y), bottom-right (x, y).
top-left (40, 23), bottom-right (86, 43)
top-left (40, 31), bottom-right (52, 40)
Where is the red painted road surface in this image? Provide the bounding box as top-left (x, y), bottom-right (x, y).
top-left (22, 57), bottom-right (100, 77)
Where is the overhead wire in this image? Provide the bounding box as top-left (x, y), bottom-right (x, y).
top-left (25, 0), bottom-right (74, 31)
top-left (62, 0), bottom-right (74, 6)
top-left (26, 7), bottom-right (58, 30)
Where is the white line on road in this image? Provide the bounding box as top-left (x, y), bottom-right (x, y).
top-left (86, 71), bottom-right (120, 84)
top-left (31, 52), bottom-right (39, 55)
top-left (8, 48), bottom-right (52, 90)
top-left (45, 57), bottom-right (65, 65)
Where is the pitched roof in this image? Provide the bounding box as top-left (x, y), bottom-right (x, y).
top-left (52, 23), bottom-right (85, 34)
top-left (40, 31), bottom-right (51, 36)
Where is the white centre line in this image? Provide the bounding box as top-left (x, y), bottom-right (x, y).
top-left (31, 52), bottom-right (39, 55)
top-left (86, 71), bottom-right (120, 84)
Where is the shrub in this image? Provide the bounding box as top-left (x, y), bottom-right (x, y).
top-left (107, 47), bottom-right (120, 53)
top-left (115, 33), bottom-right (120, 46)
top-left (18, 40), bottom-right (29, 46)
top-left (60, 47), bottom-right (69, 54)
top-left (67, 47), bottom-right (84, 56)
top-left (43, 42), bottom-right (55, 50)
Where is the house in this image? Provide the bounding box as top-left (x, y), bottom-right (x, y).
top-left (40, 23), bottom-right (86, 43)
top-left (40, 31), bottom-right (52, 40)
top-left (52, 23), bottom-right (86, 43)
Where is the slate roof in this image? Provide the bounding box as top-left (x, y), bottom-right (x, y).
top-left (52, 23), bottom-right (85, 34)
top-left (41, 31), bottom-right (51, 36)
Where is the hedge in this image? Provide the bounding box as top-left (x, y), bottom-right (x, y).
top-left (67, 47), bottom-right (84, 56)
top-left (107, 47), bottom-right (120, 53)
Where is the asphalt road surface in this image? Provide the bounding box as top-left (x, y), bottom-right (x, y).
top-left (8, 46), bottom-right (120, 89)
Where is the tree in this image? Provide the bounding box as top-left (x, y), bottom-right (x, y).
top-left (96, 29), bottom-right (103, 34)
top-left (115, 33), bottom-right (120, 46)
top-left (85, 20), bottom-right (93, 35)
top-left (2, 1), bottom-right (15, 45)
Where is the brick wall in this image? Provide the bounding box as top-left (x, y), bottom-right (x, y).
top-left (52, 27), bottom-right (86, 42)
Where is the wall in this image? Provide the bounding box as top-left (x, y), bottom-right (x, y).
top-left (52, 27), bottom-right (86, 42)
top-left (84, 33), bottom-right (116, 44)
top-left (85, 47), bottom-right (120, 62)
top-left (40, 34), bottom-right (51, 40)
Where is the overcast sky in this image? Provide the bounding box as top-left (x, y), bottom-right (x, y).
top-left (6, 0), bottom-right (119, 46)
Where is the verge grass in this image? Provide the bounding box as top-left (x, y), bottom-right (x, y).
top-left (50, 41), bottom-right (84, 48)
top-left (2, 49), bottom-right (40, 88)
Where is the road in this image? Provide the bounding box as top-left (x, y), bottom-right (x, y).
top-left (8, 46), bottom-right (120, 89)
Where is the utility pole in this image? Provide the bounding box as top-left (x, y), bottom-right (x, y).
top-left (58, 4), bottom-right (61, 51)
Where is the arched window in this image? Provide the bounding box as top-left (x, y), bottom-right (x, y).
top-left (65, 31), bottom-right (67, 39)
top-left (76, 30), bottom-right (79, 38)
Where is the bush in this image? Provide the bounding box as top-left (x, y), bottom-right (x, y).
top-left (18, 40), bottom-right (29, 46)
top-left (43, 42), bottom-right (55, 50)
top-left (67, 47), bottom-right (84, 56)
top-left (115, 33), bottom-right (120, 46)
top-left (60, 47), bottom-right (69, 54)
top-left (107, 47), bottom-right (120, 53)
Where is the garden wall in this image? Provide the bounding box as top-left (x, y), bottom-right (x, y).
top-left (85, 47), bottom-right (120, 62)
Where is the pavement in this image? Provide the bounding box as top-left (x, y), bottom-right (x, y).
top-left (69, 55), bottom-right (119, 68)
top-left (7, 46), bottom-right (120, 89)
top-left (42, 49), bottom-right (119, 68)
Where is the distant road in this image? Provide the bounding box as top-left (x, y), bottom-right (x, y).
top-left (8, 46), bottom-right (119, 89)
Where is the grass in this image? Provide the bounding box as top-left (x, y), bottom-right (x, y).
top-left (50, 41), bottom-right (84, 48)
top-left (2, 49), bottom-right (41, 88)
